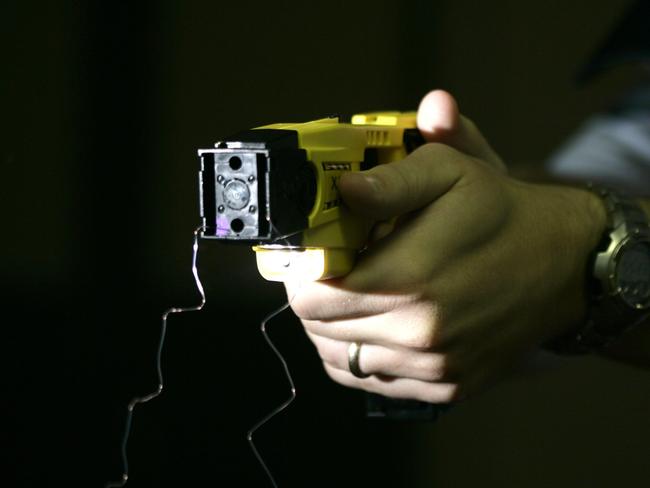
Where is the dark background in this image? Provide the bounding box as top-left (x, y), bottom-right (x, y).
top-left (3, 1), bottom-right (649, 487)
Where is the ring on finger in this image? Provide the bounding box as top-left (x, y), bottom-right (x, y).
top-left (347, 341), bottom-right (371, 379)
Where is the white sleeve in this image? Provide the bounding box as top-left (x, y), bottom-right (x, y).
top-left (546, 94), bottom-right (650, 197)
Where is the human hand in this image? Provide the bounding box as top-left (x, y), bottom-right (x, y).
top-left (286, 91), bottom-right (606, 403)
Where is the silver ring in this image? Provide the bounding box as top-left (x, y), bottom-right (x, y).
top-left (347, 342), bottom-right (370, 378)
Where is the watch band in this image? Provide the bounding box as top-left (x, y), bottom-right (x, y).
top-left (548, 185), bottom-right (650, 354)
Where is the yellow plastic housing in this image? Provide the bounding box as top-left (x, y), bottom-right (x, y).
top-left (254, 111), bottom-right (417, 282)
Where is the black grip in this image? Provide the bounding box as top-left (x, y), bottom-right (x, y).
top-left (366, 393), bottom-right (451, 421)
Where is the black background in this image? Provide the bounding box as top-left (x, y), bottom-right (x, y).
top-left (3, 1), bottom-right (649, 487)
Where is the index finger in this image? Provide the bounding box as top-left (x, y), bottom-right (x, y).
top-left (285, 278), bottom-right (416, 322)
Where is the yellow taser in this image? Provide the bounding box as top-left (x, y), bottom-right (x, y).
top-left (198, 112), bottom-right (423, 282)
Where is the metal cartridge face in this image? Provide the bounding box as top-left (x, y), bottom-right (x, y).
top-left (213, 151), bottom-right (263, 239)
top-left (198, 128), bottom-right (315, 244)
top-left (199, 149), bottom-right (270, 241)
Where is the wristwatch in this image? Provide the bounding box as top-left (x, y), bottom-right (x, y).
top-left (550, 186), bottom-right (650, 354)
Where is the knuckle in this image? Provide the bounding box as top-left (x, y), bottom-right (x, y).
top-left (288, 283), bottom-right (342, 321)
top-left (291, 297), bottom-right (328, 322)
top-left (399, 303), bottom-right (443, 350)
top-left (402, 328), bottom-right (437, 350)
top-left (289, 295), bottom-right (311, 320)
top-left (423, 355), bottom-right (447, 381)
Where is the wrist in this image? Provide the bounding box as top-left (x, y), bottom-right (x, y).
top-left (509, 181), bottom-right (607, 343)
top-left (547, 188), bottom-right (650, 354)
top-left (550, 185), bottom-right (608, 338)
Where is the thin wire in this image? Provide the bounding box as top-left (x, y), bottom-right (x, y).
top-left (269, 228), bottom-right (304, 245)
top-left (246, 301), bottom-right (295, 488)
top-left (246, 224), bottom-right (302, 488)
top-left (107, 222), bottom-right (301, 488)
top-left (106, 226), bottom-right (206, 488)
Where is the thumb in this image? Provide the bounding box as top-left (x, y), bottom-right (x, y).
top-left (339, 144), bottom-right (467, 220)
top-left (417, 90), bottom-right (505, 171)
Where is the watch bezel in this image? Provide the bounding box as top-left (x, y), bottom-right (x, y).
top-left (594, 229), bottom-right (650, 311)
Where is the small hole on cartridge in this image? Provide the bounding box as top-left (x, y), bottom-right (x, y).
top-left (230, 218), bottom-right (244, 233)
top-left (229, 156), bottom-right (242, 170)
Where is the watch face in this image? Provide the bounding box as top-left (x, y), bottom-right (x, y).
top-left (616, 240), bottom-right (650, 309)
